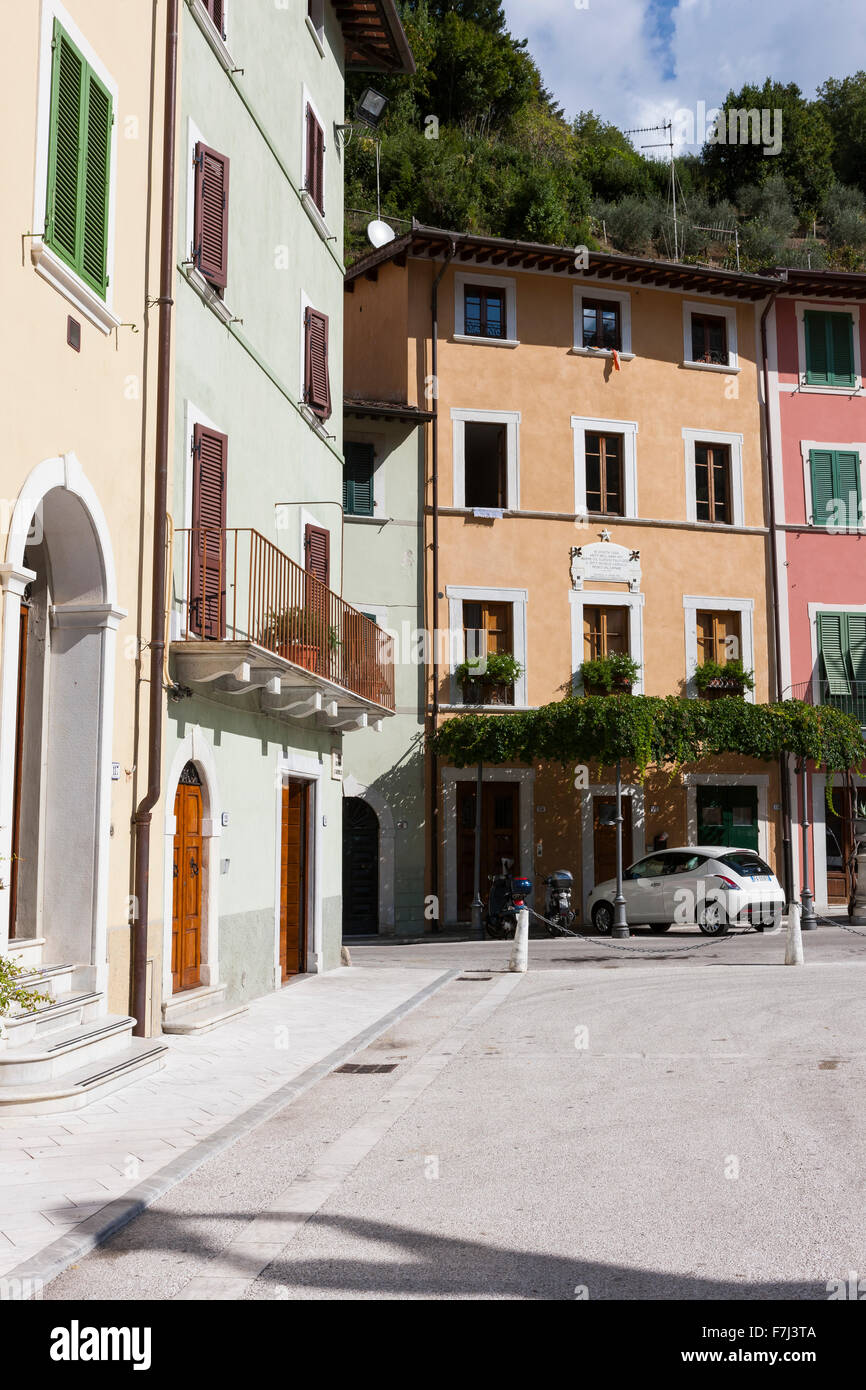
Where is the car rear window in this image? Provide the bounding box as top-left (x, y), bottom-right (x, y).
top-left (718, 852), bottom-right (775, 877)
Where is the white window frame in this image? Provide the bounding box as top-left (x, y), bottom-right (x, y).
top-left (572, 286), bottom-right (634, 359)
top-left (31, 0), bottom-right (120, 334)
top-left (446, 585), bottom-right (528, 708)
top-left (569, 589), bottom-right (646, 694)
top-left (189, 0), bottom-right (235, 72)
top-left (300, 85), bottom-right (333, 243)
top-left (800, 440), bottom-right (866, 527)
top-left (451, 408), bottom-right (520, 511)
top-left (795, 302), bottom-right (863, 395)
top-left (683, 594), bottom-right (755, 702)
top-left (343, 430), bottom-right (386, 519)
top-left (306, 0), bottom-right (326, 54)
top-left (453, 272), bottom-right (518, 347)
top-left (683, 427), bottom-right (745, 527)
top-left (682, 299), bottom-right (740, 373)
top-left (183, 117), bottom-right (234, 324)
top-left (572, 415), bottom-right (639, 519)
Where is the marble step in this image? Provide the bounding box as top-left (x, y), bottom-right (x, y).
top-left (0, 1039), bottom-right (168, 1114)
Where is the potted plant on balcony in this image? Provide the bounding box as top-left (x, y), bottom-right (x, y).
top-left (580, 652), bottom-right (641, 696)
top-left (258, 606), bottom-right (340, 673)
top-left (694, 658), bottom-right (755, 700)
top-left (455, 651), bottom-right (523, 705)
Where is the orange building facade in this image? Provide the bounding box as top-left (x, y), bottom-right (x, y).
top-left (345, 228), bottom-right (785, 927)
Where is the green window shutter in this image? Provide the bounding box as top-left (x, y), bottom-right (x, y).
top-left (846, 614), bottom-right (866, 683)
top-left (45, 21), bottom-right (111, 298)
top-left (833, 450), bottom-right (861, 529)
top-left (344, 442), bottom-right (375, 516)
top-left (829, 313), bottom-right (856, 387)
top-left (46, 21), bottom-right (84, 265)
top-left (80, 68), bottom-right (112, 295)
top-left (804, 311), bottom-right (830, 385)
top-left (809, 450), bottom-right (835, 526)
top-left (817, 612), bottom-right (851, 694)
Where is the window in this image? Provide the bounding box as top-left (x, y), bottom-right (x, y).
top-left (193, 141), bottom-right (230, 293)
top-left (344, 442), bottom-right (375, 516)
top-left (304, 307), bottom-right (331, 418)
top-left (464, 285), bottom-right (506, 340)
top-left (809, 449), bottom-right (862, 529)
top-left (696, 610), bottom-right (741, 666)
top-left (304, 523), bottom-right (330, 587)
top-left (817, 612), bottom-right (866, 694)
top-left (583, 606), bottom-right (627, 661)
top-left (308, 0), bottom-right (325, 31)
top-left (464, 422), bottom-right (507, 509)
top-left (305, 103), bottom-right (325, 215)
top-left (202, 0), bottom-right (226, 38)
top-left (45, 20), bottom-right (113, 298)
top-left (190, 424), bottom-right (228, 639)
top-left (585, 434), bottom-right (624, 514)
top-left (694, 443), bottom-right (731, 524)
top-left (463, 601), bottom-right (513, 659)
top-left (582, 300), bottom-right (621, 351)
top-left (804, 310), bottom-right (856, 388)
top-left (625, 855), bottom-right (667, 880)
top-left (690, 313), bottom-right (728, 366)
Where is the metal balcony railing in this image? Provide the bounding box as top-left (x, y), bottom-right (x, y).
top-left (174, 527), bottom-right (395, 711)
top-left (787, 679), bottom-right (866, 724)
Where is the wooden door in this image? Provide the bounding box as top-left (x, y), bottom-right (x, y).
top-left (593, 794), bottom-right (634, 885)
top-left (172, 768), bottom-right (203, 992)
top-left (342, 798), bottom-right (379, 935)
top-left (280, 778), bottom-right (309, 980)
top-left (457, 782), bottom-right (519, 916)
top-left (825, 788), bottom-right (853, 903)
top-left (697, 786), bottom-right (758, 851)
top-left (9, 604), bottom-right (29, 939)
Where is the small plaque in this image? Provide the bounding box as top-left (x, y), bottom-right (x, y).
top-left (111, 762), bottom-right (121, 781)
top-left (331, 748), bottom-right (344, 781)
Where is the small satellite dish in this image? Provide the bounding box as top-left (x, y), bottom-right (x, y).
top-left (367, 219), bottom-right (396, 249)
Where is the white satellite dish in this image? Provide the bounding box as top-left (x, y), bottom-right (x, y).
top-left (367, 218), bottom-right (396, 248)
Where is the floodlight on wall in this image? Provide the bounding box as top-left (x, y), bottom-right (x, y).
top-left (354, 87), bottom-right (389, 130)
top-left (367, 219), bottom-right (396, 248)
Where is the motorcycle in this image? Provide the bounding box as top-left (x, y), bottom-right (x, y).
top-left (484, 863), bottom-right (533, 939)
top-left (543, 870), bottom-right (576, 933)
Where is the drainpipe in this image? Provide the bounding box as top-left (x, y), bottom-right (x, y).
top-left (760, 286), bottom-right (795, 903)
top-left (132, 0), bottom-right (178, 1035)
top-left (428, 238), bottom-right (456, 931)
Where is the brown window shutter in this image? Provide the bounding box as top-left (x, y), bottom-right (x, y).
top-left (305, 104), bottom-right (324, 214)
top-left (191, 424), bottom-right (228, 639)
top-left (204, 0), bottom-right (225, 36)
top-left (304, 523), bottom-right (330, 588)
top-left (194, 141), bottom-right (230, 291)
top-left (304, 307), bottom-right (332, 419)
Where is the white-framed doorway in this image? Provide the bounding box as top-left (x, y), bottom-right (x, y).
top-left (343, 773), bottom-right (396, 935)
top-left (580, 784), bottom-right (646, 915)
top-left (683, 772), bottom-right (770, 863)
top-left (441, 766), bottom-right (535, 924)
top-left (273, 751), bottom-right (323, 984)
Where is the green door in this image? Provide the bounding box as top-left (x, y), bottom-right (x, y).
top-left (697, 786), bottom-right (759, 851)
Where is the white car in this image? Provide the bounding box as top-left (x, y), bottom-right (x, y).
top-left (587, 845), bottom-right (785, 936)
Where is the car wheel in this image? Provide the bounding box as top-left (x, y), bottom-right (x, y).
top-left (650, 923), bottom-right (672, 934)
top-left (592, 902), bottom-right (614, 936)
top-left (698, 901), bottom-right (729, 935)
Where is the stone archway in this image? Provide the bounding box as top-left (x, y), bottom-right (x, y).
top-left (0, 455), bottom-right (124, 991)
top-left (342, 774), bottom-right (395, 935)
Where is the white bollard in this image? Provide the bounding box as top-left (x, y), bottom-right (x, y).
top-left (785, 902), bottom-right (805, 966)
top-left (509, 907), bottom-right (529, 973)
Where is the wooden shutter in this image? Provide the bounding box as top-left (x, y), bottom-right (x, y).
top-left (829, 313), bottom-right (856, 386)
top-left (194, 141), bottom-right (230, 290)
top-left (847, 615), bottom-right (866, 683)
top-left (834, 451), bottom-right (861, 526)
top-left (305, 104), bottom-right (324, 214)
top-left (191, 425), bottom-right (228, 639)
top-left (817, 613), bottom-right (851, 695)
top-left (344, 442), bottom-right (375, 515)
top-left (304, 307), bottom-right (332, 418)
top-left (304, 523), bottom-right (330, 587)
top-left (804, 311), bottom-right (830, 385)
top-left (810, 450), bottom-right (835, 526)
top-left (46, 22), bottom-right (112, 297)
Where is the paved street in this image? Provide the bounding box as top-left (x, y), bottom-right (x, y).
top-left (41, 922), bottom-right (866, 1301)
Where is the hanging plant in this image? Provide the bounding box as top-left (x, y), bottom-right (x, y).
top-left (580, 652), bottom-right (641, 695)
top-left (694, 658), bottom-right (756, 697)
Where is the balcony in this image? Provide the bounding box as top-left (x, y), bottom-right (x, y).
top-left (787, 679), bottom-right (866, 727)
top-left (170, 528), bottom-right (394, 730)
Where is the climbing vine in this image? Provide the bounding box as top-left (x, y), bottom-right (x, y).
top-left (430, 694), bottom-right (866, 781)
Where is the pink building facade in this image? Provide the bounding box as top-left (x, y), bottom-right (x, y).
top-left (767, 271), bottom-right (866, 910)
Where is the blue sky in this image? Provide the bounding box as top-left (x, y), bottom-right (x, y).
top-left (502, 0), bottom-right (866, 151)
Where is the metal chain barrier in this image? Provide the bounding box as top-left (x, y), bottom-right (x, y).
top-left (816, 911), bottom-right (866, 938)
top-left (524, 906), bottom-right (749, 956)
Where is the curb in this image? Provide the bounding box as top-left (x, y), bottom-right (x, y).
top-left (4, 967), bottom-right (460, 1297)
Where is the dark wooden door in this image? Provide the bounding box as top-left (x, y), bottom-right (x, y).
top-left (9, 604), bottom-right (29, 939)
top-left (172, 770), bottom-right (203, 992)
top-left (825, 788), bottom-right (853, 903)
top-left (593, 794), bottom-right (634, 885)
top-left (342, 798), bottom-right (379, 934)
top-left (280, 779), bottom-right (309, 980)
top-left (457, 782), bottom-right (519, 916)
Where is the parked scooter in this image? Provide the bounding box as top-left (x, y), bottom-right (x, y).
top-left (484, 861), bottom-right (533, 939)
top-left (543, 870), bottom-right (576, 932)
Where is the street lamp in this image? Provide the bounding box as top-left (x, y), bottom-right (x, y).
top-left (799, 758), bottom-right (818, 930)
top-left (612, 759), bottom-right (630, 938)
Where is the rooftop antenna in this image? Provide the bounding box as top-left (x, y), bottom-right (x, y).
top-left (625, 120), bottom-right (678, 260)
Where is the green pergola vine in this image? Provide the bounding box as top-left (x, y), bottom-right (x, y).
top-left (430, 694), bottom-right (866, 785)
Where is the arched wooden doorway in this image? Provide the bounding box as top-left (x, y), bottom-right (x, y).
top-left (172, 762), bottom-right (204, 992)
top-left (342, 797), bottom-right (380, 935)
